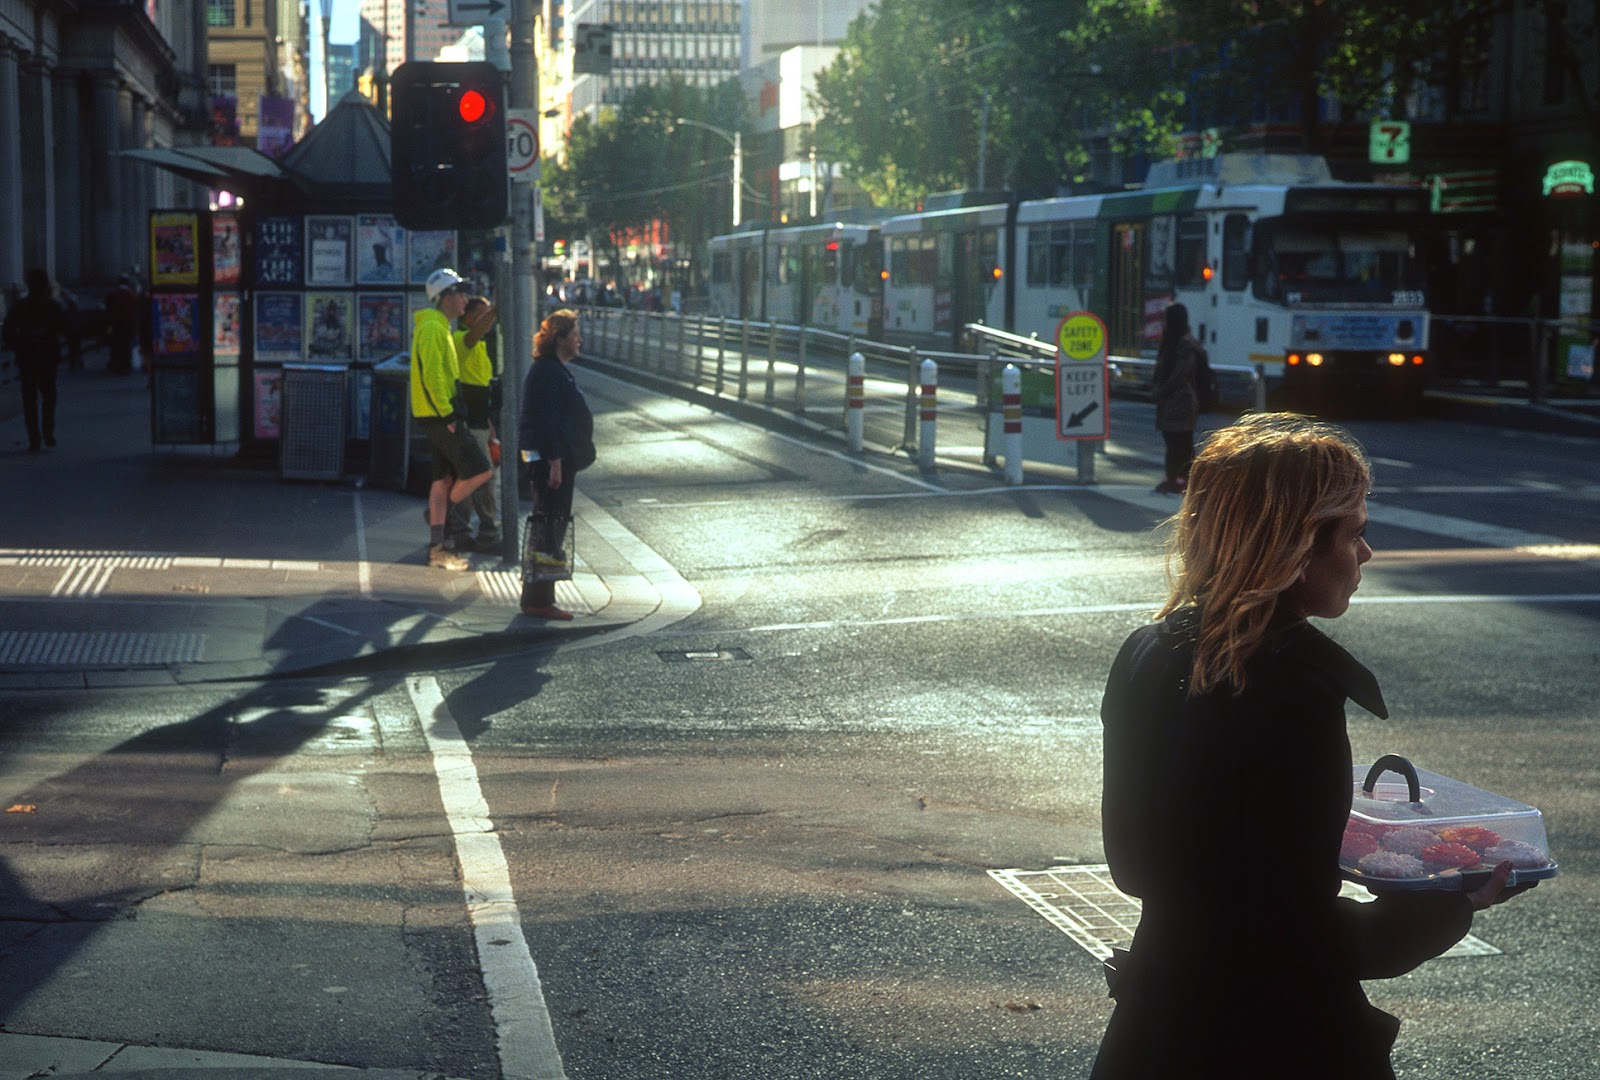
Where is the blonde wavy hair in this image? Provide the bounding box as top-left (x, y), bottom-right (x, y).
top-left (534, 308), bottom-right (579, 360)
top-left (1158, 412), bottom-right (1371, 696)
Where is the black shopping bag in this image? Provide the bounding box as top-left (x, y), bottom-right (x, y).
top-left (522, 509), bottom-right (575, 584)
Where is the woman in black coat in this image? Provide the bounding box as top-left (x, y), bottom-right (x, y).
top-left (517, 309), bottom-right (595, 620)
top-left (1151, 302), bottom-right (1205, 495)
top-left (1092, 413), bottom-right (1528, 1079)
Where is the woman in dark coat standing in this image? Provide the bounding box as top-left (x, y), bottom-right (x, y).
top-left (517, 309), bottom-right (594, 620)
top-left (1092, 413), bottom-right (1529, 1080)
top-left (1151, 302), bottom-right (1202, 495)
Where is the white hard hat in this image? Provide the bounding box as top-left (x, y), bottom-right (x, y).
top-left (425, 267), bottom-right (467, 303)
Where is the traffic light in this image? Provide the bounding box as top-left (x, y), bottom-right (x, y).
top-left (390, 61), bottom-right (507, 231)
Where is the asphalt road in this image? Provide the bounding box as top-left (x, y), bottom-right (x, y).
top-left (2, 375), bottom-right (1597, 1079)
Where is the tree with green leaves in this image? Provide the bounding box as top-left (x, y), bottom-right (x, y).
top-left (540, 77), bottom-right (744, 282)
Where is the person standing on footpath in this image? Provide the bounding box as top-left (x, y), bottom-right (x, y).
top-left (1092, 413), bottom-right (1531, 1080)
top-left (1151, 302), bottom-right (1202, 495)
top-left (412, 268), bottom-right (493, 571)
top-left (447, 295), bottom-right (502, 553)
top-left (103, 275), bottom-right (139, 375)
top-left (2, 268), bottom-right (69, 452)
top-left (517, 309), bottom-right (594, 620)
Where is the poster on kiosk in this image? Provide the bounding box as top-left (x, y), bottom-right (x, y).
top-left (1055, 311), bottom-right (1110, 441)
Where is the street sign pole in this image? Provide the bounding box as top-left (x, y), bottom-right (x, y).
top-left (1054, 311), bottom-right (1110, 484)
top-left (495, 0), bottom-right (537, 566)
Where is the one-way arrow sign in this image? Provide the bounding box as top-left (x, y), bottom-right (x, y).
top-left (448, 0), bottom-right (507, 26)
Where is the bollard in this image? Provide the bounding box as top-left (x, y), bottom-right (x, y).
top-left (794, 329), bottom-right (808, 415)
top-left (903, 347), bottom-right (920, 449)
top-left (738, 319), bottom-right (750, 400)
top-left (764, 323), bottom-right (777, 405)
top-left (715, 316), bottom-right (727, 396)
top-left (918, 357), bottom-right (938, 471)
top-left (846, 351), bottom-right (866, 452)
top-left (1002, 363), bottom-right (1023, 485)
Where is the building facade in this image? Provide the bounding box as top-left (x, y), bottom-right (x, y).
top-left (205, 0), bottom-right (304, 146)
top-left (0, 0), bottom-right (212, 296)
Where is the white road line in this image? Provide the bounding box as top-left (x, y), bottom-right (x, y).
top-left (407, 675), bottom-right (567, 1080)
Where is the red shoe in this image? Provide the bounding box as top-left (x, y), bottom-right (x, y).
top-left (520, 604), bottom-right (573, 621)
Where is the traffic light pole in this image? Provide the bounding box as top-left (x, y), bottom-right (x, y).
top-left (495, 2), bottom-right (539, 568)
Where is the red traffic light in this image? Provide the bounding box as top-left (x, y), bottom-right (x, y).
top-left (459, 89), bottom-right (487, 123)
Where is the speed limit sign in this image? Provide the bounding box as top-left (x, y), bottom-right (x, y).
top-left (507, 108), bottom-right (538, 182)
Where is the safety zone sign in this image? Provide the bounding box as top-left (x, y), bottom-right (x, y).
top-left (1055, 311), bottom-right (1109, 441)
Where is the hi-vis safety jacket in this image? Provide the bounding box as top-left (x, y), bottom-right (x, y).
top-left (410, 307), bottom-right (459, 419)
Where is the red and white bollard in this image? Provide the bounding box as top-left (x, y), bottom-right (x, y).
top-left (1002, 363), bottom-right (1023, 485)
top-left (918, 357), bottom-right (937, 470)
top-left (846, 351), bottom-right (865, 452)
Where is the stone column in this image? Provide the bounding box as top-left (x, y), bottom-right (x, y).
top-left (0, 40), bottom-right (25, 291)
top-left (53, 69), bottom-right (82, 284)
top-left (20, 56), bottom-right (55, 277)
top-left (90, 72), bottom-right (122, 281)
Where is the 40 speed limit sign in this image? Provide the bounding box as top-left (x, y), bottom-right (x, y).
top-left (507, 108), bottom-right (538, 183)
top-left (1054, 311), bottom-right (1109, 441)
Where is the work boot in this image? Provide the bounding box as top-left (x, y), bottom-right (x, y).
top-left (428, 544), bottom-right (470, 571)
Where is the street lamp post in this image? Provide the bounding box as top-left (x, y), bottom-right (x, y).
top-left (673, 117), bottom-right (742, 229)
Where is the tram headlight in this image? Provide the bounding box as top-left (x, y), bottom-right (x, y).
top-left (1412, 355), bottom-right (1425, 365)
top-left (1387, 352), bottom-right (1406, 366)
top-left (1287, 353), bottom-right (1300, 366)
top-left (880, 269), bottom-right (889, 282)
top-left (1306, 352), bottom-right (1324, 367)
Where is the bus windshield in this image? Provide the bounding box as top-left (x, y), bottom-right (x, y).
top-left (1255, 221), bottom-right (1426, 306)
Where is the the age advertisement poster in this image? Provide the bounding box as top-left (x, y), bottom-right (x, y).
top-left (255, 215), bottom-right (302, 288)
top-left (358, 293), bottom-right (407, 363)
top-left (357, 215), bottom-right (406, 284)
top-left (305, 215), bottom-right (355, 287)
top-left (212, 214), bottom-right (242, 285)
top-left (150, 213), bottom-right (199, 286)
top-left (305, 292), bottom-right (355, 362)
top-left (254, 292), bottom-right (304, 360)
top-left (151, 293), bottom-right (202, 357)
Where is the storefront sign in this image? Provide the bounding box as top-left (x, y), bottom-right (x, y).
top-left (1542, 160), bottom-right (1594, 197)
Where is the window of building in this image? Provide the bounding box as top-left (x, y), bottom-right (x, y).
top-left (207, 0), bottom-right (235, 27)
top-left (208, 64), bottom-right (237, 98)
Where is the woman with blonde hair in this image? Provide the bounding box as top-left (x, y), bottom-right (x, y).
top-left (517, 308), bottom-right (594, 619)
top-left (1092, 413), bottom-right (1529, 1079)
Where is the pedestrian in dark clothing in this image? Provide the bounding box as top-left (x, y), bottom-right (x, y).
top-left (517, 309), bottom-right (594, 620)
top-left (2, 268), bottom-right (69, 451)
top-left (104, 276), bottom-right (140, 374)
top-left (1092, 413), bottom-right (1532, 1080)
top-left (1151, 302), bottom-right (1203, 495)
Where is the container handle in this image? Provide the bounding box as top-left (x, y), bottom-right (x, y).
top-left (1363, 754), bottom-right (1420, 802)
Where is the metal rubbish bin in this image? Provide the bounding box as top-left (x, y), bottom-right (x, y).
top-left (280, 363), bottom-right (348, 480)
top-left (368, 353), bottom-right (412, 491)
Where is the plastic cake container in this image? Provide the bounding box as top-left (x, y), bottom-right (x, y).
top-left (1341, 755), bottom-right (1559, 892)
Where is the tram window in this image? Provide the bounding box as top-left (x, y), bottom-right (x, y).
top-left (1222, 214), bottom-right (1250, 291)
top-left (907, 236), bottom-right (937, 285)
top-left (1145, 214), bottom-right (1175, 292)
top-left (1027, 227), bottom-right (1050, 285)
top-left (890, 238), bottom-right (909, 283)
top-left (1072, 224), bottom-right (1096, 291)
top-left (1176, 215), bottom-right (1208, 287)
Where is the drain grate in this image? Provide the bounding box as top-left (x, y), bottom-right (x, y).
top-left (989, 864), bottom-right (1499, 962)
top-left (0, 630), bottom-right (207, 667)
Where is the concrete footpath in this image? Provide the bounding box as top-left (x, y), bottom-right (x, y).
top-left (0, 364), bottom-right (676, 694)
